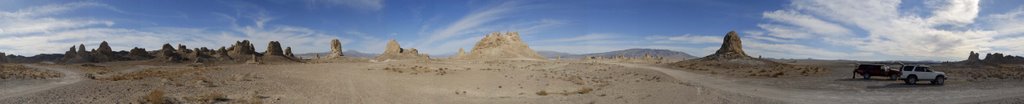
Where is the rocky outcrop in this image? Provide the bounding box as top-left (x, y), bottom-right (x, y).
top-left (374, 39), bottom-right (429, 60)
top-left (63, 46), bottom-right (77, 60)
top-left (265, 41), bottom-right (284, 56)
top-left (59, 41), bottom-right (127, 63)
top-left (0, 52), bottom-right (6, 63)
top-left (227, 40), bottom-right (257, 59)
top-left (967, 51), bottom-right (981, 61)
top-left (126, 47), bottom-right (153, 60)
top-left (215, 47), bottom-right (230, 58)
top-left (327, 39), bottom-right (345, 58)
top-left (285, 47), bottom-right (294, 58)
top-left (154, 43), bottom-right (183, 62)
top-left (92, 41), bottom-right (117, 62)
top-left (450, 48), bottom-right (467, 59)
top-left (981, 53), bottom-right (1024, 64)
top-left (463, 32), bottom-right (545, 60)
top-left (700, 31), bottom-right (751, 60)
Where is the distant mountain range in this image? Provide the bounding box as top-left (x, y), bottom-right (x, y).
top-left (294, 48), bottom-right (696, 60)
top-left (538, 48), bottom-right (696, 60)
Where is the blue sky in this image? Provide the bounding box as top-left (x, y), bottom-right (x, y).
top-left (0, 0), bottom-right (1022, 61)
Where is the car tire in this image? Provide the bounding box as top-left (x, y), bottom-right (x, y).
top-left (890, 74), bottom-right (899, 80)
top-left (905, 76), bottom-right (917, 85)
top-left (863, 73), bottom-right (871, 80)
top-left (932, 76), bottom-right (945, 85)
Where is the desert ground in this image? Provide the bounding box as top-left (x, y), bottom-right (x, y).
top-left (1, 58), bottom-right (1023, 104)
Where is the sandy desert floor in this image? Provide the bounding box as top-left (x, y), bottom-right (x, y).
top-left (1, 59), bottom-right (1023, 104)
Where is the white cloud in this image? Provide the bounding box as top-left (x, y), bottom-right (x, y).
top-left (0, 2), bottom-right (116, 36)
top-left (762, 10), bottom-right (851, 38)
top-left (413, 1), bottom-right (565, 54)
top-left (756, 0), bottom-right (997, 61)
top-left (419, 1), bottom-right (520, 47)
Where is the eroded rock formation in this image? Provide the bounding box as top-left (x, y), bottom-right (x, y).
top-left (374, 39), bottom-right (429, 60)
top-left (127, 47), bottom-right (153, 60)
top-left (967, 51), bottom-right (981, 62)
top-left (154, 43), bottom-right (183, 62)
top-left (60, 41), bottom-right (127, 63)
top-left (285, 47), bottom-right (294, 58)
top-left (265, 41), bottom-right (284, 56)
top-left (700, 31), bottom-right (751, 60)
top-left (228, 40), bottom-right (257, 59)
top-left (463, 32), bottom-right (545, 60)
top-left (327, 39), bottom-right (345, 58)
top-left (450, 48), bottom-right (467, 59)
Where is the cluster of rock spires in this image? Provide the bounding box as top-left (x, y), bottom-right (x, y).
top-left (374, 39), bottom-right (430, 60)
top-left (964, 51), bottom-right (1024, 64)
top-left (58, 40), bottom-right (302, 64)
top-left (43, 31), bottom-right (549, 63)
top-left (60, 41), bottom-right (133, 63)
top-left (459, 32), bottom-right (545, 60)
top-left (700, 31), bottom-right (751, 61)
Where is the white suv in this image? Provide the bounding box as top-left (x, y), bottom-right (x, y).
top-left (899, 65), bottom-right (947, 85)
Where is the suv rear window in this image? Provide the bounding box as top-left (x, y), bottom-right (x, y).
top-left (902, 66), bottom-right (914, 71)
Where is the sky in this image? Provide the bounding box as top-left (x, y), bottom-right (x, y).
top-left (0, 0), bottom-right (1023, 61)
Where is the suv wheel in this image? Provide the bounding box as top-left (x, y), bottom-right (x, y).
top-left (931, 76), bottom-right (945, 85)
top-left (905, 76), bottom-right (917, 85)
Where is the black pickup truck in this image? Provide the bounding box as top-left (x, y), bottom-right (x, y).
top-left (852, 64), bottom-right (901, 80)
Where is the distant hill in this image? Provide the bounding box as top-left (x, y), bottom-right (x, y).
top-left (537, 51), bottom-right (575, 58)
top-left (295, 50), bottom-right (379, 59)
top-left (541, 48), bottom-right (695, 61)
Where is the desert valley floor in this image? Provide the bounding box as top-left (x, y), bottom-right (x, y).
top-left (2, 59), bottom-right (1024, 104)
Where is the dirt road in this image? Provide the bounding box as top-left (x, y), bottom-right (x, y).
top-left (0, 64), bottom-right (84, 100)
top-left (614, 63), bottom-right (1024, 104)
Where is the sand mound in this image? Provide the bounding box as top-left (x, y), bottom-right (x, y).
top-left (463, 32), bottom-right (545, 60)
top-left (374, 39), bottom-right (429, 60)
